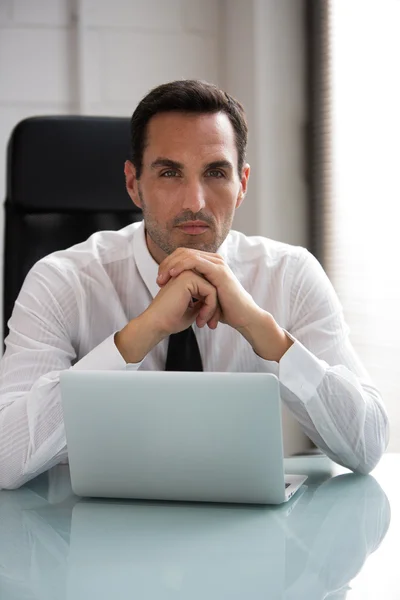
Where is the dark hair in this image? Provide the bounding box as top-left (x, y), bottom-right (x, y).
top-left (130, 79), bottom-right (248, 178)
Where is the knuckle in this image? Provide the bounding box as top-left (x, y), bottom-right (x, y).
top-left (216, 263), bottom-right (226, 276)
top-left (181, 248), bottom-right (194, 258)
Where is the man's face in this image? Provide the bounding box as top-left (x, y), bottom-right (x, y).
top-left (125, 111), bottom-right (250, 263)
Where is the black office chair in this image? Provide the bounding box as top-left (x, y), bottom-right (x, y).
top-left (3, 116), bottom-right (143, 341)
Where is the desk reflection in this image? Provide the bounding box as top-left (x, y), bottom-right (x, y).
top-left (0, 470), bottom-right (391, 600)
top-left (0, 466), bottom-right (77, 600)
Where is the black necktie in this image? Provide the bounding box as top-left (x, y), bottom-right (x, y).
top-left (165, 327), bottom-right (203, 371)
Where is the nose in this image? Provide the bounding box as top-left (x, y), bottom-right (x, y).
top-left (181, 180), bottom-right (206, 213)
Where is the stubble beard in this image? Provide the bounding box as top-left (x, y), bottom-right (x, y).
top-left (138, 187), bottom-right (233, 256)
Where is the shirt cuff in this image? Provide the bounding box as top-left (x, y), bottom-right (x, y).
top-left (71, 333), bottom-right (143, 371)
top-left (278, 331), bottom-right (328, 404)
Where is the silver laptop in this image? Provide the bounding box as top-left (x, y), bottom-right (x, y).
top-left (60, 371), bottom-right (307, 504)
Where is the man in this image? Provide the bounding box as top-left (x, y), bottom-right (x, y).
top-left (0, 80), bottom-right (389, 489)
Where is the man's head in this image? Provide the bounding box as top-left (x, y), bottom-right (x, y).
top-left (124, 80), bottom-right (250, 263)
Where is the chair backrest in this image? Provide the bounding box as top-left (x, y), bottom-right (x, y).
top-left (3, 115), bottom-right (143, 340)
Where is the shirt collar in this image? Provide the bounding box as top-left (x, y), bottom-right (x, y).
top-left (133, 220), bottom-right (231, 299)
top-left (133, 221), bottom-right (160, 299)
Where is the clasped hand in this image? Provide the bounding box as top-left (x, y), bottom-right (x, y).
top-left (116, 248), bottom-right (293, 363)
top-left (147, 248), bottom-right (293, 362)
top-left (155, 248), bottom-right (257, 332)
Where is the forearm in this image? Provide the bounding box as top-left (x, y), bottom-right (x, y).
top-left (0, 334), bottom-right (129, 489)
top-left (0, 374), bottom-right (67, 489)
top-left (236, 308), bottom-right (294, 363)
top-left (278, 344), bottom-right (389, 474)
top-left (236, 303), bottom-right (389, 473)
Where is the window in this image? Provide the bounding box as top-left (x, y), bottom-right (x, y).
top-left (313, 0), bottom-right (400, 450)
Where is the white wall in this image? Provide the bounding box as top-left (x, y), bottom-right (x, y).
top-left (76, 0), bottom-right (221, 115)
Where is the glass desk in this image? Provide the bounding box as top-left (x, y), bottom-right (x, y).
top-left (0, 454), bottom-right (397, 599)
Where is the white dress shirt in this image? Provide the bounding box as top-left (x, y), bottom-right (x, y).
top-left (0, 221), bottom-right (389, 488)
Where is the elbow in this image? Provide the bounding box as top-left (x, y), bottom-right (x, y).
top-left (353, 460), bottom-right (379, 476)
top-left (0, 471), bottom-right (27, 490)
top-left (0, 459), bottom-right (31, 491)
top-left (352, 408), bottom-right (390, 476)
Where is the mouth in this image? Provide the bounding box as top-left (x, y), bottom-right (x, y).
top-left (176, 221), bottom-right (210, 235)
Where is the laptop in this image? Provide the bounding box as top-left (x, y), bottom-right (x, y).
top-left (60, 371), bottom-right (307, 504)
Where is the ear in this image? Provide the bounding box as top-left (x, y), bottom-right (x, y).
top-left (124, 160), bottom-right (142, 209)
top-left (235, 163), bottom-right (250, 209)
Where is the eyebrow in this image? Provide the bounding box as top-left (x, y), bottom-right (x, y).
top-left (151, 158), bottom-right (184, 170)
top-left (205, 160), bottom-right (233, 172)
top-left (150, 158), bottom-right (234, 172)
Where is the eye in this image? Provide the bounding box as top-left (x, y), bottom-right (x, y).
top-left (206, 170), bottom-right (225, 178)
top-left (160, 170), bottom-right (180, 178)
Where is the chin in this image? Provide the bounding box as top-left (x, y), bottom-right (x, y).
top-left (172, 230), bottom-right (217, 251)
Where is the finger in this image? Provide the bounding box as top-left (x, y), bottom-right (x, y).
top-left (192, 280), bottom-right (218, 328)
top-left (196, 292), bottom-right (218, 328)
top-left (161, 256), bottom-right (223, 287)
top-left (159, 248), bottom-right (221, 276)
top-left (197, 298), bottom-right (217, 325)
top-left (158, 253), bottom-right (223, 286)
top-left (157, 248), bottom-right (189, 285)
top-left (207, 304), bottom-right (221, 329)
